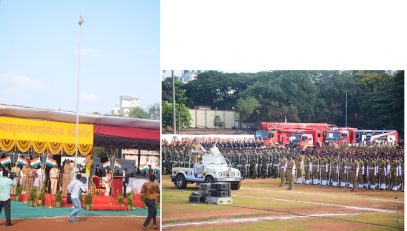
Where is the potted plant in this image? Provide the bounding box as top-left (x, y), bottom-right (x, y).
top-left (55, 191), bottom-right (62, 208)
top-left (15, 185), bottom-right (23, 202)
top-left (117, 195), bottom-right (124, 206)
top-left (126, 193), bottom-right (133, 211)
top-left (85, 193), bottom-right (92, 210)
top-left (28, 188), bottom-right (36, 207)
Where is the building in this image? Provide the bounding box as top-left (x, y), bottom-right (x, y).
top-left (188, 106), bottom-right (238, 129)
top-left (111, 96), bottom-right (139, 117)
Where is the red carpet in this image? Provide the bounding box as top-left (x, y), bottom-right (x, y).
top-left (17, 193), bottom-right (145, 211)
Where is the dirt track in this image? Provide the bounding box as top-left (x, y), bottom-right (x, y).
top-left (1, 216), bottom-right (160, 231)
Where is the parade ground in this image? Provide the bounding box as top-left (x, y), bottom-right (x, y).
top-left (1, 201), bottom-right (160, 230)
top-left (162, 175), bottom-right (404, 231)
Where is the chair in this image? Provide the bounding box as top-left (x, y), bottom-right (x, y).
top-left (92, 176), bottom-right (106, 195)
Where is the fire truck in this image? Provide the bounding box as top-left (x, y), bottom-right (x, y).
top-left (289, 129), bottom-right (326, 150)
top-left (325, 128), bottom-right (357, 145)
top-left (255, 122), bottom-right (334, 146)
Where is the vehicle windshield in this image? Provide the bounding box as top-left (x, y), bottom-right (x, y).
top-left (290, 135), bottom-right (301, 143)
top-left (326, 132), bottom-right (340, 140)
top-left (203, 155), bottom-right (227, 166)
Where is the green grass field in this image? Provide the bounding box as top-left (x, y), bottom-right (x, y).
top-left (162, 176), bottom-right (404, 230)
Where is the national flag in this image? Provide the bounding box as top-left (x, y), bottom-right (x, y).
top-left (102, 161), bottom-right (110, 169)
top-left (46, 157), bottom-right (57, 168)
top-left (152, 163), bottom-right (160, 173)
top-left (30, 157), bottom-right (41, 168)
top-left (0, 156), bottom-right (11, 166)
top-left (114, 160), bottom-right (122, 170)
top-left (139, 163), bottom-right (148, 172)
top-left (17, 156), bottom-right (28, 166)
top-left (78, 16), bottom-right (84, 26)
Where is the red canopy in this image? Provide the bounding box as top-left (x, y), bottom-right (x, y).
top-left (94, 125), bottom-right (159, 141)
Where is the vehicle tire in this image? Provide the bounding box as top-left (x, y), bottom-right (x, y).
top-left (175, 174), bottom-right (187, 189)
top-left (231, 181), bottom-right (241, 190)
top-left (204, 175), bottom-right (214, 184)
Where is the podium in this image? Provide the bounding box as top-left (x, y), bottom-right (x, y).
top-left (112, 176), bottom-right (124, 198)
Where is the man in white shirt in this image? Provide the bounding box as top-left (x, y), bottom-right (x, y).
top-left (66, 174), bottom-right (86, 224)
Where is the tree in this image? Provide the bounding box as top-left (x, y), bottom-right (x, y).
top-left (236, 96), bottom-right (260, 123)
top-left (213, 115), bottom-right (225, 128)
top-left (161, 101), bottom-right (192, 132)
top-left (148, 103), bottom-right (160, 120)
top-left (128, 107), bottom-right (150, 119)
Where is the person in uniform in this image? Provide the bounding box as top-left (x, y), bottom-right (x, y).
top-left (320, 157), bottom-right (327, 186)
top-left (102, 169), bottom-right (112, 196)
top-left (62, 160), bottom-right (73, 196)
top-left (357, 158), bottom-right (364, 188)
top-left (49, 164), bottom-right (60, 194)
top-left (278, 154), bottom-right (287, 187)
top-left (10, 164), bottom-right (21, 195)
top-left (295, 155), bottom-right (302, 184)
top-left (21, 164), bottom-right (29, 194)
top-left (304, 155), bottom-right (311, 184)
top-left (339, 157), bottom-right (346, 187)
top-left (350, 158), bottom-right (359, 192)
top-left (331, 156), bottom-right (339, 187)
top-left (379, 157), bottom-right (387, 190)
top-left (26, 165), bottom-right (35, 194)
top-left (368, 157), bottom-right (376, 189)
top-left (312, 155), bottom-right (319, 185)
top-left (286, 156), bottom-right (295, 190)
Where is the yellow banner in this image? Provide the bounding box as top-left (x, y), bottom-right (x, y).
top-left (0, 116), bottom-right (93, 145)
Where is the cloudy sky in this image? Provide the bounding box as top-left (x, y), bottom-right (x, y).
top-left (0, 0), bottom-right (159, 114)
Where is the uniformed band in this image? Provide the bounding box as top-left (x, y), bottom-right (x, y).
top-left (162, 137), bottom-right (404, 192)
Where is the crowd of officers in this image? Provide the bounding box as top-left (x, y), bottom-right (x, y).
top-left (0, 158), bottom-right (82, 197)
top-left (162, 137), bottom-right (404, 191)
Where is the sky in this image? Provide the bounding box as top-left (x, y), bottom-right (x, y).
top-left (0, 0), bottom-right (159, 114)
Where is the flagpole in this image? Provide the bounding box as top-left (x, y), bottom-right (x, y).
top-left (75, 16), bottom-right (84, 168)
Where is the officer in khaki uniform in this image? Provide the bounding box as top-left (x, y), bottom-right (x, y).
top-left (278, 154), bottom-right (287, 187)
top-left (357, 158), bottom-right (364, 188)
top-left (11, 165), bottom-right (21, 195)
top-left (379, 158), bottom-right (387, 189)
top-left (49, 164), bottom-right (60, 194)
top-left (312, 156), bottom-right (319, 185)
top-left (21, 165), bottom-right (29, 193)
top-left (368, 158), bottom-right (376, 189)
top-left (304, 155), bottom-right (311, 184)
top-left (62, 161), bottom-right (73, 196)
top-left (350, 158), bottom-right (359, 192)
top-left (331, 157), bottom-right (339, 186)
top-left (286, 156), bottom-right (295, 190)
top-left (295, 155), bottom-right (302, 184)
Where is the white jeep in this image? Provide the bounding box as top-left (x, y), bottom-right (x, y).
top-left (171, 153), bottom-right (242, 190)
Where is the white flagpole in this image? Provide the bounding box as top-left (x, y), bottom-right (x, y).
top-left (75, 16), bottom-right (84, 168)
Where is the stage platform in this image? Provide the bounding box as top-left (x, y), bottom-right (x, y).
top-left (14, 193), bottom-right (146, 211)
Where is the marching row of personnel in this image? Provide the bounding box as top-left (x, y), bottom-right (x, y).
top-left (162, 140), bottom-right (404, 191)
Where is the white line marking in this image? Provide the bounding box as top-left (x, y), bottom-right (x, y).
top-left (164, 188), bottom-right (394, 212)
top-left (238, 195), bottom-right (393, 212)
top-left (243, 187), bottom-right (404, 203)
top-left (162, 213), bottom-right (361, 228)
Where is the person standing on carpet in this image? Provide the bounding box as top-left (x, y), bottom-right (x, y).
top-left (141, 174), bottom-right (160, 230)
top-left (66, 174), bottom-right (86, 224)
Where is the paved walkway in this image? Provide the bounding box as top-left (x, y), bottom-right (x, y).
top-left (10, 201), bottom-right (160, 218)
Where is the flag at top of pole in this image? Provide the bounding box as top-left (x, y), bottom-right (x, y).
top-left (78, 16), bottom-right (84, 26)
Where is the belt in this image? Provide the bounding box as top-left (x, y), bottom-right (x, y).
top-left (51, 178), bottom-right (58, 179)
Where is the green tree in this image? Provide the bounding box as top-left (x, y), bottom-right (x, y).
top-left (128, 107), bottom-right (150, 119)
top-left (148, 103), bottom-right (160, 120)
top-left (161, 101), bottom-right (192, 132)
top-left (213, 115), bottom-right (225, 128)
top-left (236, 96), bottom-right (260, 123)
